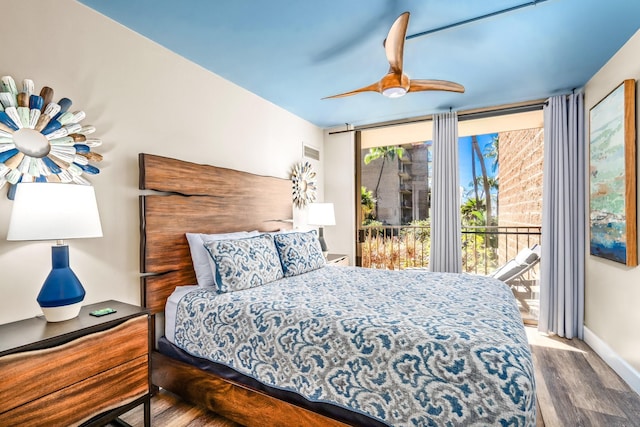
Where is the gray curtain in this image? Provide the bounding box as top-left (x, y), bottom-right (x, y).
top-left (539, 93), bottom-right (585, 339)
top-left (430, 111), bottom-right (462, 273)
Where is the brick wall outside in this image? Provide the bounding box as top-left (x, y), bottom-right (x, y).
top-left (497, 127), bottom-right (544, 261)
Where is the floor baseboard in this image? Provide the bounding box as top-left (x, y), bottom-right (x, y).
top-left (583, 325), bottom-right (640, 395)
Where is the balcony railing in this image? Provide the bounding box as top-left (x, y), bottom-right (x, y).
top-left (359, 224), bottom-right (541, 273)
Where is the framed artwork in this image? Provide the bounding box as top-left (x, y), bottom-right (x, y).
top-left (589, 79), bottom-right (637, 266)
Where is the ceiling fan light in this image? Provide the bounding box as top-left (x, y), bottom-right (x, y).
top-left (382, 87), bottom-right (407, 98)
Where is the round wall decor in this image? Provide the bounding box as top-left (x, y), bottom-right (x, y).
top-left (0, 75), bottom-right (102, 190)
top-left (291, 161), bottom-right (317, 208)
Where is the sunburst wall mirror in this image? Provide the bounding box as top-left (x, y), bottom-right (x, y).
top-left (0, 75), bottom-right (102, 194)
top-left (291, 161), bottom-right (317, 208)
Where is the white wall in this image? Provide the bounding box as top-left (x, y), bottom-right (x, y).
top-left (0, 0), bottom-right (324, 324)
top-left (584, 29), bottom-right (640, 374)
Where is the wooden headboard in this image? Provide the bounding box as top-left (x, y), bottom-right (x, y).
top-left (139, 153), bottom-right (293, 314)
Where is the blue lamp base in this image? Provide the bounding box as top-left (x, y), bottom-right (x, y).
top-left (37, 245), bottom-right (86, 322)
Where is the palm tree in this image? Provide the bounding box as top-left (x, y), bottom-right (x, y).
top-left (471, 141), bottom-right (479, 203)
top-left (361, 186), bottom-right (376, 223)
top-left (461, 197), bottom-right (486, 226)
top-left (484, 135), bottom-right (499, 173)
top-left (471, 135), bottom-right (492, 225)
top-left (364, 146), bottom-right (405, 216)
top-left (473, 176), bottom-right (499, 197)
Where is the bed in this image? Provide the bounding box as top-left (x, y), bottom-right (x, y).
top-left (139, 153), bottom-right (536, 426)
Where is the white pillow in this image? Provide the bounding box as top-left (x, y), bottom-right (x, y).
top-left (186, 231), bottom-right (260, 287)
top-left (266, 229), bottom-right (297, 235)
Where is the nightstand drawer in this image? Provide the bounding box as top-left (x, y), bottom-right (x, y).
top-left (0, 355), bottom-right (148, 426)
top-left (0, 316), bottom-right (148, 414)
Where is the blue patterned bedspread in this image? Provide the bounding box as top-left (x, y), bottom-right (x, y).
top-left (174, 266), bottom-right (536, 426)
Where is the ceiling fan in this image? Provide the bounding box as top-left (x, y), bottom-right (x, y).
top-left (324, 11), bottom-right (465, 99)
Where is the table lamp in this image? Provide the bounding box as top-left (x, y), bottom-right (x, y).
top-left (308, 202), bottom-right (335, 256)
top-left (7, 183), bottom-right (103, 322)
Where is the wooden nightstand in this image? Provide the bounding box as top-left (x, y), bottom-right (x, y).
top-left (326, 253), bottom-right (349, 266)
top-left (0, 300), bottom-right (150, 427)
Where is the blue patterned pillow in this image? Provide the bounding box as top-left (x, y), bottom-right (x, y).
top-left (273, 230), bottom-right (326, 277)
top-left (186, 231), bottom-right (260, 287)
top-left (204, 234), bottom-right (284, 293)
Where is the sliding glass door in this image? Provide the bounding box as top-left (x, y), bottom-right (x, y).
top-left (355, 110), bottom-right (543, 324)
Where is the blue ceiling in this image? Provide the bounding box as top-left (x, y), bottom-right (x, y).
top-left (78, 0), bottom-right (640, 129)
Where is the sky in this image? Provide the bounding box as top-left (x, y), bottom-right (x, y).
top-left (458, 133), bottom-right (498, 201)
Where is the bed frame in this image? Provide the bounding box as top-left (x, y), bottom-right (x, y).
top-left (139, 153), bottom-right (349, 427)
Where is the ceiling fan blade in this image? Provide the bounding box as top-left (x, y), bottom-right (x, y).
top-left (409, 79), bottom-right (465, 93)
top-left (324, 11), bottom-right (465, 100)
top-left (384, 12), bottom-right (409, 75)
top-left (322, 81), bottom-right (381, 99)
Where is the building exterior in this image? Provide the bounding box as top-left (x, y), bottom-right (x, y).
top-left (498, 128), bottom-right (545, 229)
top-left (497, 127), bottom-right (544, 257)
top-left (361, 143), bottom-right (431, 225)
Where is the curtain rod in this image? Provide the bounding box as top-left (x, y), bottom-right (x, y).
top-left (327, 99), bottom-right (547, 135)
top-left (406, 0), bottom-right (550, 41)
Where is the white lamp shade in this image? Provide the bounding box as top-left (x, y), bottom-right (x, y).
top-left (308, 202), bottom-right (335, 226)
top-left (7, 183), bottom-right (103, 241)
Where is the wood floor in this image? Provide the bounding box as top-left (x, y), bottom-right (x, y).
top-left (109, 390), bottom-right (241, 427)
top-left (114, 327), bottom-right (640, 426)
top-left (527, 328), bottom-right (640, 426)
